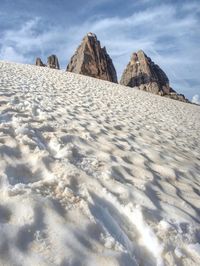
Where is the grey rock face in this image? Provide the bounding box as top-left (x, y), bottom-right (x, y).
top-left (120, 50), bottom-right (170, 94)
top-left (164, 93), bottom-right (189, 103)
top-left (66, 33), bottom-right (118, 83)
top-left (47, 55), bottom-right (60, 69)
top-left (120, 50), bottom-right (188, 102)
top-left (35, 58), bottom-right (45, 67)
top-left (35, 55), bottom-right (60, 69)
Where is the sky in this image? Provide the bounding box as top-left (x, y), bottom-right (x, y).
top-left (0, 0), bottom-right (200, 101)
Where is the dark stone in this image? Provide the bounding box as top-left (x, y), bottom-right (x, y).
top-left (47, 54), bottom-right (60, 69)
top-left (66, 33), bottom-right (118, 83)
top-left (35, 58), bottom-right (45, 67)
top-left (120, 50), bottom-right (189, 102)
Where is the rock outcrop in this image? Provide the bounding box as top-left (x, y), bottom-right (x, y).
top-left (35, 55), bottom-right (60, 69)
top-left (120, 50), bottom-right (188, 102)
top-left (35, 58), bottom-right (45, 67)
top-left (47, 55), bottom-right (60, 69)
top-left (164, 93), bottom-right (188, 102)
top-left (66, 33), bottom-right (118, 83)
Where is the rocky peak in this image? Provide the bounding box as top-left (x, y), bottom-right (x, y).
top-left (121, 50), bottom-right (170, 94)
top-left (120, 50), bottom-right (188, 102)
top-left (47, 55), bottom-right (60, 69)
top-left (35, 58), bottom-right (45, 67)
top-left (66, 33), bottom-right (118, 83)
top-left (87, 32), bottom-right (97, 39)
top-left (35, 55), bottom-right (60, 69)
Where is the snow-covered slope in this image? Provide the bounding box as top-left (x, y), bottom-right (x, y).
top-left (0, 61), bottom-right (200, 266)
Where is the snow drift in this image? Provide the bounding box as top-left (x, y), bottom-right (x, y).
top-left (0, 61), bottom-right (200, 265)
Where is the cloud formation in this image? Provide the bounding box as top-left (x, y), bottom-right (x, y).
top-left (0, 0), bottom-right (199, 100)
top-left (192, 95), bottom-right (200, 105)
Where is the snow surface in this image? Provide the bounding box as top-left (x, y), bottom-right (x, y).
top-left (0, 61), bottom-right (200, 266)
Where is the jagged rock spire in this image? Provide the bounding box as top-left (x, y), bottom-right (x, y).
top-left (120, 50), bottom-right (188, 102)
top-left (66, 33), bottom-right (118, 83)
top-left (35, 55), bottom-right (60, 69)
top-left (120, 50), bottom-right (170, 94)
top-left (47, 55), bottom-right (60, 69)
top-left (35, 58), bottom-right (45, 67)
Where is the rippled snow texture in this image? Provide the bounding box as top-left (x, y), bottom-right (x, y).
top-left (0, 61), bottom-right (200, 266)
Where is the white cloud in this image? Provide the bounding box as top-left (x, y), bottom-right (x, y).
top-left (192, 94), bottom-right (200, 105)
top-left (0, 18), bottom-right (42, 62)
top-left (0, 46), bottom-right (26, 62)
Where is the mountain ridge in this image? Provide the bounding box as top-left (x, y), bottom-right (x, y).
top-left (33, 32), bottom-right (188, 102)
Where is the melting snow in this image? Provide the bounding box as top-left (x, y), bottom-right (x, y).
top-left (0, 61), bottom-right (200, 265)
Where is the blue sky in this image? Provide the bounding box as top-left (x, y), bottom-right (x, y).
top-left (0, 0), bottom-right (200, 101)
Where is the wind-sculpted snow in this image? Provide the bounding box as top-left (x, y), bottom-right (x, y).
top-left (0, 61), bottom-right (200, 265)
